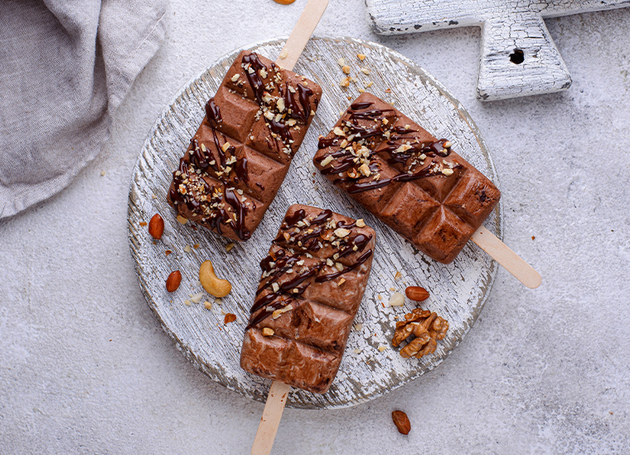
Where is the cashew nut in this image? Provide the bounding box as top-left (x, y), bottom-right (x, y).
top-left (199, 260), bottom-right (232, 297)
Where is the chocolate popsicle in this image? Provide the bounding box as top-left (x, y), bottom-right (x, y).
top-left (241, 204), bottom-right (376, 394)
top-left (313, 92), bottom-right (500, 264)
top-left (167, 51), bottom-right (322, 241)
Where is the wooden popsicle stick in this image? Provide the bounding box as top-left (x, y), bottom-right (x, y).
top-left (471, 225), bottom-right (542, 289)
top-left (251, 380), bottom-right (291, 455)
top-left (250, 3), bottom-right (325, 454)
top-left (276, 0), bottom-right (329, 71)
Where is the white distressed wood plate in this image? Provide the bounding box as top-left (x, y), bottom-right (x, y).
top-left (366, 0), bottom-right (630, 100)
top-left (128, 37), bottom-right (503, 409)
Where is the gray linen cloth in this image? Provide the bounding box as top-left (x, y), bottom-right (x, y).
top-left (0, 0), bottom-right (167, 219)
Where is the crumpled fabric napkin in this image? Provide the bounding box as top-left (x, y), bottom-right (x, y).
top-left (0, 0), bottom-right (167, 219)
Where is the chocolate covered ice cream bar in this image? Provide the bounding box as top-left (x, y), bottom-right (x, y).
top-left (313, 93), bottom-right (500, 263)
top-left (240, 204), bottom-right (375, 394)
top-left (167, 51), bottom-right (322, 241)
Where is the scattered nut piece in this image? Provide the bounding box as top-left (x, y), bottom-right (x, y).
top-left (378, 345), bottom-right (387, 352)
top-left (392, 308), bottom-right (449, 359)
top-left (199, 260), bottom-right (232, 297)
top-left (224, 313), bottom-right (237, 324)
top-left (360, 67), bottom-right (370, 75)
top-left (356, 219), bottom-right (365, 228)
top-left (392, 410), bottom-right (411, 435)
top-left (225, 242), bottom-right (235, 252)
top-left (278, 49), bottom-right (289, 59)
top-left (394, 271), bottom-right (402, 280)
top-left (139, 222), bottom-right (147, 227)
top-left (342, 65), bottom-right (351, 74)
top-left (203, 301), bottom-right (212, 310)
top-left (353, 348), bottom-right (361, 354)
top-left (176, 215), bottom-right (188, 224)
top-left (262, 327), bottom-right (275, 337)
top-left (165, 250), bottom-right (172, 256)
top-left (190, 292), bottom-right (204, 304)
top-left (389, 292), bottom-right (405, 307)
top-left (193, 243), bottom-right (200, 249)
top-left (337, 58), bottom-right (346, 66)
top-left (354, 324), bottom-right (363, 331)
top-left (340, 77), bottom-right (350, 88)
top-left (357, 53), bottom-right (366, 61)
top-left (184, 300), bottom-right (191, 306)
top-left (405, 286), bottom-right (430, 301)
top-left (184, 245), bottom-right (192, 253)
top-left (166, 271), bottom-right (182, 292)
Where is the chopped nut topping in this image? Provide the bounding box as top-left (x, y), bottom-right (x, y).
top-left (357, 53), bottom-right (366, 61)
top-left (442, 168), bottom-right (454, 176)
top-left (360, 67), bottom-right (370, 75)
top-left (320, 155), bottom-right (334, 167)
top-left (177, 215), bottom-right (188, 224)
top-left (356, 219), bottom-right (366, 228)
top-left (262, 327), bottom-right (275, 336)
top-left (231, 74), bottom-right (240, 82)
top-left (204, 301), bottom-right (212, 310)
top-left (342, 65), bottom-right (351, 74)
top-left (334, 228), bottom-right (350, 238)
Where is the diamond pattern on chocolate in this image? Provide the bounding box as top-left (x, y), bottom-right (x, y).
top-left (313, 92), bottom-right (500, 263)
top-left (167, 51), bottom-right (322, 241)
top-left (241, 205), bottom-right (376, 394)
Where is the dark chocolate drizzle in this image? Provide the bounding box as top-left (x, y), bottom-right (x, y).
top-left (246, 209), bottom-right (373, 329)
top-left (171, 51), bottom-right (319, 242)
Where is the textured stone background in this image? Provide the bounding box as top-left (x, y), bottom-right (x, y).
top-left (1, 0), bottom-right (629, 453)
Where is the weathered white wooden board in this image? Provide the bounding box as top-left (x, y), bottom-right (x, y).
top-left (128, 37), bottom-right (502, 409)
top-left (366, 0), bottom-right (630, 100)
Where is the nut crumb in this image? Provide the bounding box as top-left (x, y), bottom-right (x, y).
top-left (226, 242), bottom-right (235, 252)
top-left (360, 67), bottom-right (370, 75)
top-left (389, 292), bottom-right (405, 307)
top-left (357, 53), bottom-right (366, 61)
top-left (165, 250), bottom-right (172, 256)
top-left (394, 271), bottom-right (402, 280)
top-left (139, 222), bottom-right (147, 227)
top-left (193, 243), bottom-right (200, 249)
top-left (177, 215), bottom-right (188, 225)
top-left (342, 65), bottom-right (351, 74)
top-left (204, 301), bottom-right (212, 310)
top-left (262, 327), bottom-right (275, 336)
top-left (356, 219), bottom-right (365, 228)
top-left (224, 313), bottom-right (237, 324)
top-left (378, 346), bottom-right (387, 352)
top-left (184, 245), bottom-right (192, 253)
top-left (184, 300), bottom-right (191, 306)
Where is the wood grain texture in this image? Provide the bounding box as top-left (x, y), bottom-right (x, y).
top-left (127, 37), bottom-right (502, 409)
top-left (366, 0), bottom-right (630, 100)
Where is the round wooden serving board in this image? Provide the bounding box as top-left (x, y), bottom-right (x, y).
top-left (128, 37), bottom-right (503, 409)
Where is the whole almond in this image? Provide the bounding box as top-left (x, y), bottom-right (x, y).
top-left (392, 410), bottom-right (411, 435)
top-left (148, 213), bottom-right (164, 239)
top-left (166, 270), bottom-right (182, 292)
top-left (405, 286), bottom-right (430, 301)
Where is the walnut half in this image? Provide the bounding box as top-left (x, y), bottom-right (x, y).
top-left (391, 308), bottom-right (448, 359)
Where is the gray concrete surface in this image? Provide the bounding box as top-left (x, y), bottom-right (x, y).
top-left (1, 0), bottom-right (629, 453)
